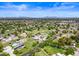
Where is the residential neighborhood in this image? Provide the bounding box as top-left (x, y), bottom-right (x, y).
top-left (0, 18), bottom-right (79, 56)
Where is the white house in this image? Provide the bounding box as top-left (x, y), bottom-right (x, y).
top-left (12, 40), bottom-right (24, 50)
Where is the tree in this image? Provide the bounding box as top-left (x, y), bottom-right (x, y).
top-left (0, 42), bottom-right (3, 52)
top-left (70, 35), bottom-right (76, 40)
top-left (58, 37), bottom-right (72, 46)
top-left (32, 41), bottom-right (38, 47)
top-left (58, 37), bottom-right (66, 46)
top-left (65, 38), bottom-right (72, 45)
top-left (64, 47), bottom-right (74, 55)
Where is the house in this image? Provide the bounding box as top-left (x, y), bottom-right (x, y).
top-left (1, 34), bottom-right (16, 43)
top-left (20, 33), bottom-right (27, 38)
top-left (32, 33), bottom-right (47, 43)
top-left (3, 46), bottom-right (16, 56)
top-left (12, 40), bottom-right (24, 50)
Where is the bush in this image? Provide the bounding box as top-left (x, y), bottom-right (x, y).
top-left (2, 52), bottom-right (10, 56)
top-left (13, 50), bottom-right (22, 55)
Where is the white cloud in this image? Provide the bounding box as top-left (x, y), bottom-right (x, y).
top-left (1, 8), bottom-right (79, 18)
top-left (31, 6), bottom-right (43, 11)
top-left (61, 2), bottom-right (78, 6)
top-left (0, 4), bottom-right (28, 11)
top-left (16, 4), bottom-right (27, 11)
top-left (55, 5), bottom-right (75, 9)
top-left (0, 2), bottom-right (79, 17)
top-left (48, 2), bottom-right (75, 11)
top-left (44, 5), bottom-right (75, 12)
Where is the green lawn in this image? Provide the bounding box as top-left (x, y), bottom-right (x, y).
top-left (13, 38), bottom-right (38, 56)
top-left (43, 46), bottom-right (65, 55)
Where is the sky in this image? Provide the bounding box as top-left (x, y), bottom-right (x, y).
top-left (0, 2), bottom-right (79, 18)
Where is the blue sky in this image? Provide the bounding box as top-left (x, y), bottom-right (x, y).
top-left (0, 2), bottom-right (79, 17)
